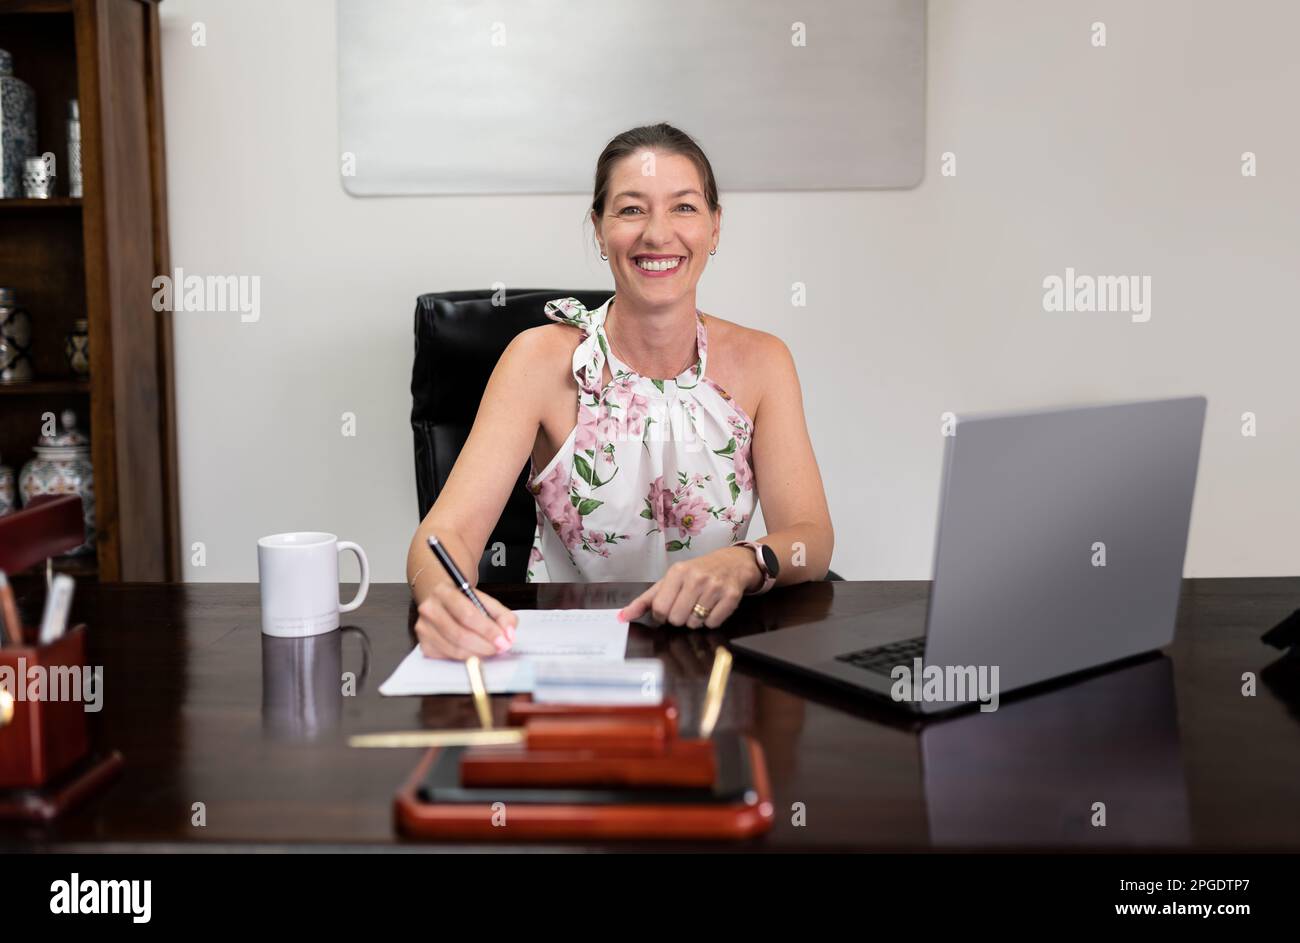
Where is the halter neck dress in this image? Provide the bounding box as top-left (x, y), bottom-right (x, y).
top-left (525, 295), bottom-right (757, 582)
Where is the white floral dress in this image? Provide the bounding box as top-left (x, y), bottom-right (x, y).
top-left (526, 294), bottom-right (756, 582)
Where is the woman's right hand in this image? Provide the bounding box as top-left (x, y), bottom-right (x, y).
top-left (414, 581), bottom-right (517, 659)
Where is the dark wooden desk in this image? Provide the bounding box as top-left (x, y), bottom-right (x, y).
top-left (2, 578), bottom-right (1298, 852)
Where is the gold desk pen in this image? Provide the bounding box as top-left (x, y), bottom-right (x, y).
top-left (349, 729), bottom-right (523, 749)
top-left (698, 646), bottom-right (733, 738)
top-left (349, 654), bottom-right (501, 749)
top-left (465, 655), bottom-right (493, 730)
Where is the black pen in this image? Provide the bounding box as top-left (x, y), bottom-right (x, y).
top-left (427, 535), bottom-right (491, 619)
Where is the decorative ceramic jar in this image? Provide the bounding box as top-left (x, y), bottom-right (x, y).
top-left (0, 454), bottom-right (14, 517)
top-left (65, 319), bottom-right (89, 376)
top-left (0, 286), bottom-right (33, 383)
top-left (18, 409), bottom-right (95, 555)
top-left (0, 48), bottom-right (36, 199)
top-left (21, 154), bottom-right (54, 199)
top-left (66, 99), bottom-right (82, 199)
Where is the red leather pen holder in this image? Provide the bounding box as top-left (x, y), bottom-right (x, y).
top-left (0, 624), bottom-right (91, 789)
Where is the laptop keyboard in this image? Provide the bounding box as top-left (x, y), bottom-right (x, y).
top-left (835, 636), bottom-right (927, 676)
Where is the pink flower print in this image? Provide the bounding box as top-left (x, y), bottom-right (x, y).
top-left (548, 297), bottom-right (584, 321)
top-left (598, 380), bottom-right (647, 443)
top-left (554, 501), bottom-right (584, 549)
top-left (535, 463), bottom-right (567, 514)
top-left (729, 414), bottom-right (750, 441)
top-left (733, 444), bottom-right (755, 493)
top-left (535, 465), bottom-right (583, 548)
top-left (596, 405), bottom-right (626, 445)
top-left (586, 530), bottom-right (610, 557)
top-left (690, 472), bottom-right (708, 489)
top-left (529, 545), bottom-right (543, 564)
top-left (672, 473), bottom-right (698, 501)
top-left (575, 403), bottom-right (599, 453)
top-left (645, 476), bottom-right (673, 529)
top-left (670, 493), bottom-right (710, 537)
top-left (579, 358), bottom-right (601, 397)
top-left (624, 393), bottom-right (650, 438)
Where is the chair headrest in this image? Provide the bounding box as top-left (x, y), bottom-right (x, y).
top-left (411, 289), bottom-right (613, 426)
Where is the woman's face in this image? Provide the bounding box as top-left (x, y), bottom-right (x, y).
top-left (593, 150), bottom-right (720, 307)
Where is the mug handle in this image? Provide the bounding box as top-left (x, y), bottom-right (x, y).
top-left (340, 626), bottom-right (371, 689)
top-left (337, 541), bottom-right (370, 613)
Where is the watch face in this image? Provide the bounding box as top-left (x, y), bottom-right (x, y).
top-left (759, 543), bottom-right (780, 578)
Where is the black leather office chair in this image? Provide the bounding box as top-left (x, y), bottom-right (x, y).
top-left (411, 288), bottom-right (842, 583)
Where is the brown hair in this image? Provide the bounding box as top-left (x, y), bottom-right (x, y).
top-left (589, 123), bottom-right (721, 220)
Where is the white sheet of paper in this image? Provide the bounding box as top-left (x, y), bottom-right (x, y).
top-left (378, 608), bottom-right (629, 696)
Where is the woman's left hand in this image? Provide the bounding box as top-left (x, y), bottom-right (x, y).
top-left (618, 547), bottom-right (757, 629)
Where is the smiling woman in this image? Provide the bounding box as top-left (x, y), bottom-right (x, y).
top-left (405, 123), bottom-right (834, 658)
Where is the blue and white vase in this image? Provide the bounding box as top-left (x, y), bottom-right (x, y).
top-left (0, 49), bottom-right (37, 200)
top-left (0, 456), bottom-right (14, 518)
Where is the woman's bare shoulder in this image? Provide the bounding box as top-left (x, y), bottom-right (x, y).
top-left (492, 323), bottom-right (583, 405)
top-left (508, 321), bottom-right (582, 354)
top-left (703, 313), bottom-right (790, 372)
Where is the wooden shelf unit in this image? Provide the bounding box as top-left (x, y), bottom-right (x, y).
top-left (0, 196), bottom-right (82, 209)
top-left (0, 379), bottom-right (91, 396)
top-left (0, 0), bottom-right (177, 581)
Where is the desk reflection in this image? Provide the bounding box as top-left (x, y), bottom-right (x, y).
top-left (261, 627), bottom-right (371, 742)
top-left (922, 656), bottom-right (1189, 846)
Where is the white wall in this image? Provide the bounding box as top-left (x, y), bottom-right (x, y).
top-left (161, 0), bottom-right (1300, 582)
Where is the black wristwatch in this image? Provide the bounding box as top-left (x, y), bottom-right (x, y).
top-left (733, 540), bottom-right (779, 595)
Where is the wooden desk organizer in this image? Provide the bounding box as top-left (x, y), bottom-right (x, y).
top-left (0, 624), bottom-right (123, 821)
top-left (396, 696), bottom-right (773, 841)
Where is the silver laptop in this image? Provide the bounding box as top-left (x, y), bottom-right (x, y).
top-left (732, 396), bottom-right (1207, 716)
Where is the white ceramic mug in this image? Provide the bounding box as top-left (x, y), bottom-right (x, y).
top-left (257, 532), bottom-right (370, 637)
